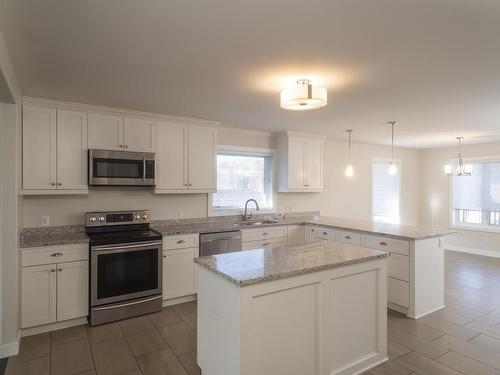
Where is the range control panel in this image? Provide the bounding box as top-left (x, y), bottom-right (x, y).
top-left (85, 210), bottom-right (150, 227)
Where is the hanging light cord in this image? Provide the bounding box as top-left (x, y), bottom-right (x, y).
top-left (388, 121), bottom-right (396, 162)
top-left (346, 129), bottom-right (352, 161)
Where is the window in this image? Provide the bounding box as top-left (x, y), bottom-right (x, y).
top-left (451, 157), bottom-right (500, 231)
top-left (211, 148), bottom-right (274, 213)
top-left (372, 159), bottom-right (400, 224)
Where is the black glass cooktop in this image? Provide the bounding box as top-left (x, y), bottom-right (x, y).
top-left (87, 227), bottom-right (162, 246)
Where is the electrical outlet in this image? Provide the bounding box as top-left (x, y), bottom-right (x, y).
top-left (41, 216), bottom-right (50, 226)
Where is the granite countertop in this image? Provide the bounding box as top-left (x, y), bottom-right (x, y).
top-left (151, 217), bottom-right (307, 236)
top-left (195, 241), bottom-right (390, 286)
top-left (305, 217), bottom-right (454, 241)
top-left (20, 226), bottom-right (89, 249)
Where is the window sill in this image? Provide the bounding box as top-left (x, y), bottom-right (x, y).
top-left (208, 208), bottom-right (277, 217)
top-left (450, 224), bottom-right (500, 234)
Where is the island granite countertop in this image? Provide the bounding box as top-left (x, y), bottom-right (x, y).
top-left (194, 240), bottom-right (390, 286)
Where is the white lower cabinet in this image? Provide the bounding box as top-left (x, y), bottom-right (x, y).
top-left (242, 227), bottom-right (288, 251)
top-left (21, 244), bottom-right (88, 329)
top-left (242, 238), bottom-right (288, 251)
top-left (162, 234), bottom-right (199, 300)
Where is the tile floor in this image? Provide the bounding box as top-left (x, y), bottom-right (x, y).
top-left (6, 250), bottom-right (500, 375)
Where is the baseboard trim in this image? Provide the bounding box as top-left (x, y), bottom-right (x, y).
top-left (446, 245), bottom-right (500, 259)
top-left (0, 330), bottom-right (20, 358)
top-left (21, 317), bottom-right (88, 337)
top-left (411, 305), bottom-right (446, 320)
top-left (162, 294), bottom-right (197, 307)
top-left (387, 302), bottom-right (408, 316)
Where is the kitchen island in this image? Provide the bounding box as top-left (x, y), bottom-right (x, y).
top-left (195, 241), bottom-right (390, 375)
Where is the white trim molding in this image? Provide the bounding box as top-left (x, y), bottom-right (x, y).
top-left (0, 330), bottom-right (20, 358)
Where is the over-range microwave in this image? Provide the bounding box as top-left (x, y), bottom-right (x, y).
top-left (88, 149), bottom-right (156, 186)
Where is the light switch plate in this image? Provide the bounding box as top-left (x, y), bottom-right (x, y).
top-left (41, 216), bottom-right (50, 226)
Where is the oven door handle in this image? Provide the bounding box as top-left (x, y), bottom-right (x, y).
top-left (92, 295), bottom-right (162, 311)
top-left (143, 156), bottom-right (146, 181)
top-left (92, 241), bottom-right (163, 252)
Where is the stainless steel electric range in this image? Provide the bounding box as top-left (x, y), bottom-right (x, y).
top-left (86, 209), bottom-right (163, 326)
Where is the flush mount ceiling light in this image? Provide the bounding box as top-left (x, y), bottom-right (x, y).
top-left (387, 121), bottom-right (398, 176)
top-left (345, 129), bottom-right (354, 177)
top-left (280, 79), bottom-right (327, 110)
top-left (444, 137), bottom-right (472, 176)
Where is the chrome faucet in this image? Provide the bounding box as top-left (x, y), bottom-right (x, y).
top-left (244, 199), bottom-right (259, 221)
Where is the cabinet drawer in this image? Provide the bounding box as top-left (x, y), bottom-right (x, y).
top-left (388, 253), bottom-right (410, 282)
top-left (242, 238), bottom-right (288, 251)
top-left (336, 230), bottom-right (361, 245)
top-left (163, 234), bottom-right (199, 250)
top-left (388, 277), bottom-right (409, 308)
top-left (242, 226), bottom-right (288, 242)
top-left (361, 235), bottom-right (410, 256)
top-left (310, 226), bottom-right (336, 241)
top-left (21, 243), bottom-right (89, 267)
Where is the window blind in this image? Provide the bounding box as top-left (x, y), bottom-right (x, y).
top-left (372, 160), bottom-right (400, 224)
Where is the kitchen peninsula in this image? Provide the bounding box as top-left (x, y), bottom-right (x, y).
top-left (195, 241), bottom-right (390, 375)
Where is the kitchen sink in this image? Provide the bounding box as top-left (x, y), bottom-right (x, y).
top-left (238, 220), bottom-right (280, 226)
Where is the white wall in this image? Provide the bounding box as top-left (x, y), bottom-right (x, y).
top-left (420, 141), bottom-right (500, 257)
top-left (0, 23), bottom-right (21, 355)
top-left (22, 126), bottom-right (421, 227)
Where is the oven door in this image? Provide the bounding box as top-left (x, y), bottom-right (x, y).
top-left (89, 149), bottom-right (155, 186)
top-left (91, 240), bottom-right (163, 307)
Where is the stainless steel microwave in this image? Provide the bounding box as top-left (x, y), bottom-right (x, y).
top-left (88, 149), bottom-right (156, 186)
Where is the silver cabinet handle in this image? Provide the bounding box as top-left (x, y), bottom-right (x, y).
top-left (124, 145), bottom-right (129, 148)
top-left (345, 236), bottom-right (351, 240)
top-left (51, 182), bottom-right (56, 186)
top-left (57, 182), bottom-right (62, 186)
top-left (51, 252), bottom-right (63, 257)
top-left (189, 183), bottom-right (192, 187)
top-left (50, 269), bottom-right (56, 273)
top-left (263, 243), bottom-right (270, 246)
top-left (379, 241), bottom-right (388, 247)
top-left (58, 268), bottom-right (62, 272)
top-left (119, 144), bottom-right (123, 148)
top-left (177, 240), bottom-right (185, 244)
top-left (262, 232), bottom-right (269, 236)
top-left (163, 255), bottom-right (167, 258)
top-left (322, 232), bottom-right (328, 235)
top-left (184, 184), bottom-right (189, 187)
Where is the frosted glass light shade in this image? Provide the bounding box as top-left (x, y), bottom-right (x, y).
top-left (388, 162), bottom-right (398, 176)
top-left (345, 164), bottom-right (354, 177)
top-left (280, 81), bottom-right (327, 111)
top-left (444, 164), bottom-right (452, 175)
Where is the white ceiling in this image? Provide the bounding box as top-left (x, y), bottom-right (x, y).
top-left (1, 0), bottom-right (500, 148)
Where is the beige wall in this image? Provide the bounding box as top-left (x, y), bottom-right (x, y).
top-left (23, 127), bottom-right (421, 227)
top-left (420, 141), bottom-right (500, 256)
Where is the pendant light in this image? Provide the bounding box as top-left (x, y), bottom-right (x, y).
top-left (387, 121), bottom-right (398, 175)
top-left (345, 129), bottom-right (354, 177)
top-left (444, 137), bottom-right (472, 176)
top-left (280, 79), bottom-right (327, 111)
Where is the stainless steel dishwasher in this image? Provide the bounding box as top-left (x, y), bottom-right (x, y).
top-left (200, 230), bottom-right (242, 256)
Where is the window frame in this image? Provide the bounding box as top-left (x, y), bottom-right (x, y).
top-left (208, 145), bottom-right (277, 217)
top-left (449, 154), bottom-right (500, 233)
top-left (371, 157), bottom-right (401, 225)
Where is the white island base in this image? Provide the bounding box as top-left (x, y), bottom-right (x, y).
top-left (197, 259), bottom-right (388, 375)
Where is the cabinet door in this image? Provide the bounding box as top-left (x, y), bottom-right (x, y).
top-left (123, 117), bottom-right (155, 152)
top-left (163, 248), bottom-right (198, 300)
top-left (155, 121), bottom-right (188, 190)
top-left (287, 136), bottom-right (306, 189)
top-left (87, 113), bottom-right (123, 150)
top-left (305, 137), bottom-right (323, 189)
top-left (21, 264), bottom-right (57, 328)
top-left (187, 125), bottom-right (216, 190)
top-left (56, 110), bottom-right (88, 190)
top-left (57, 261), bottom-right (88, 321)
top-left (23, 106), bottom-right (57, 190)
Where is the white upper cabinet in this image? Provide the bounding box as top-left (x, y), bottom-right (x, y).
top-left (188, 125), bottom-right (216, 190)
top-left (23, 106), bottom-right (88, 194)
top-left (123, 117), bottom-right (155, 152)
top-left (278, 131), bottom-right (325, 192)
top-left (87, 113), bottom-right (123, 151)
top-left (23, 106), bottom-right (57, 190)
top-left (155, 121), bottom-right (217, 193)
top-left (156, 120), bottom-right (187, 190)
top-left (88, 113), bottom-right (155, 152)
top-left (56, 110), bottom-right (88, 190)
